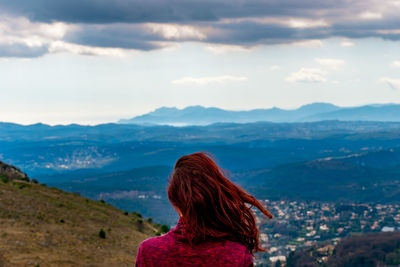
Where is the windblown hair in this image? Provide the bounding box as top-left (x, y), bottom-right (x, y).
top-left (167, 152), bottom-right (273, 254)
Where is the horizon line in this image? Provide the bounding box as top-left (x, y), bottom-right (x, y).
top-left (2, 101), bottom-right (400, 127)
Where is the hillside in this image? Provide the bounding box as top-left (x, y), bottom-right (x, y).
top-left (37, 150), bottom-right (400, 224)
top-left (236, 158), bottom-right (400, 203)
top-left (39, 165), bottom-right (177, 224)
top-left (287, 231), bottom-right (400, 266)
top-left (0, 163), bottom-right (161, 266)
top-left (0, 161), bottom-right (29, 182)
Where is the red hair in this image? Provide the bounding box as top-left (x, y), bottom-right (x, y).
top-left (167, 152), bottom-right (273, 254)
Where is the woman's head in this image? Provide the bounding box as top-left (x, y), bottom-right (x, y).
top-left (167, 152), bottom-right (273, 254)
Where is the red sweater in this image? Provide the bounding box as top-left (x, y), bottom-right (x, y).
top-left (135, 217), bottom-right (254, 267)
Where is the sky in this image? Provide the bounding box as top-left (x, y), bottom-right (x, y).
top-left (1, 0), bottom-right (400, 125)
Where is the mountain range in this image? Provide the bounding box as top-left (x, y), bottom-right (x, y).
top-left (2, 119), bottom-right (400, 223)
top-left (119, 103), bottom-right (400, 125)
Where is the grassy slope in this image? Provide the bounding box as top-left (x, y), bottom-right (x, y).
top-left (0, 180), bottom-right (156, 267)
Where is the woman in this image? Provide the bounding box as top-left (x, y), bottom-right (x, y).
top-left (136, 152), bottom-right (273, 266)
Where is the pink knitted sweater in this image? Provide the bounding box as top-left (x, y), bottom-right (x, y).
top-left (135, 217), bottom-right (254, 266)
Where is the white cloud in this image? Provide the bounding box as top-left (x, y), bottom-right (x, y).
top-left (390, 61), bottom-right (400, 68)
top-left (49, 41), bottom-right (128, 57)
top-left (290, 39), bottom-right (323, 47)
top-left (315, 58), bottom-right (346, 70)
top-left (286, 18), bottom-right (329, 29)
top-left (144, 23), bottom-right (207, 40)
top-left (380, 77), bottom-right (400, 90)
top-left (286, 68), bottom-right (327, 83)
top-left (172, 75), bottom-right (248, 85)
top-left (378, 29), bottom-right (400, 34)
top-left (270, 65), bottom-right (281, 71)
top-left (286, 58), bottom-right (344, 84)
top-left (148, 41), bottom-right (181, 52)
top-left (359, 11), bottom-right (383, 20)
top-left (0, 16), bottom-right (132, 57)
top-left (204, 44), bottom-right (253, 54)
top-left (0, 16), bottom-right (74, 48)
top-left (221, 17), bottom-right (329, 29)
top-left (341, 41), bottom-right (355, 47)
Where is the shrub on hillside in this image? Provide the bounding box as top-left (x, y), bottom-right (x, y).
top-left (132, 211), bottom-right (142, 218)
top-left (160, 224), bottom-right (170, 233)
top-left (328, 232), bottom-right (400, 266)
top-left (0, 174), bottom-right (8, 183)
top-left (99, 229), bottom-right (106, 239)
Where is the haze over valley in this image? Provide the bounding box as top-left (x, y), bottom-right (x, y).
top-left (2, 106), bottom-right (400, 223)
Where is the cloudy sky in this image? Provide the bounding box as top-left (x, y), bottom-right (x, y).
top-left (1, 0), bottom-right (400, 124)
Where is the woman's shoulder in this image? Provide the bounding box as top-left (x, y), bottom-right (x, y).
top-left (139, 233), bottom-right (172, 250)
top-left (139, 230), bottom-right (250, 254)
top-left (222, 241), bottom-right (253, 266)
top-left (222, 240), bottom-right (249, 250)
top-left (196, 240), bottom-right (254, 266)
top-left (136, 235), bottom-right (253, 266)
top-left (214, 240), bottom-right (252, 257)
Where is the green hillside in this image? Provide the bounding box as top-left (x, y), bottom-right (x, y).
top-left (0, 162), bottom-right (160, 266)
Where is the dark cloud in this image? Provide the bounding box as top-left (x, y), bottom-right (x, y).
top-left (207, 22), bottom-right (309, 45)
top-left (0, 0), bottom-right (349, 24)
top-left (330, 18), bottom-right (400, 40)
top-left (64, 24), bottom-right (164, 50)
top-left (1, 0), bottom-right (400, 56)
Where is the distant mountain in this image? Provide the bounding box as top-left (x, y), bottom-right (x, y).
top-left (0, 161), bottom-right (161, 266)
top-left (119, 103), bottom-right (341, 125)
top-left (305, 104), bottom-right (400, 122)
top-left (119, 103), bottom-right (400, 125)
